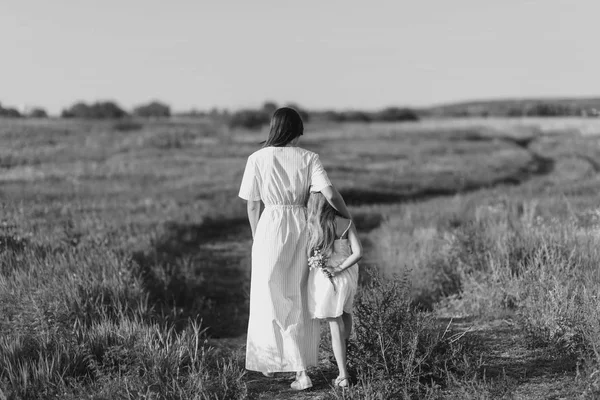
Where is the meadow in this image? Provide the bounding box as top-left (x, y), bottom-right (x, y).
top-left (3, 116), bottom-right (600, 398)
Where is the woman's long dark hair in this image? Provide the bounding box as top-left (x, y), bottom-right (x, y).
top-left (262, 107), bottom-right (304, 147)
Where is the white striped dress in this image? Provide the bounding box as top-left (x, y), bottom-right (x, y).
top-left (239, 146), bottom-right (332, 372)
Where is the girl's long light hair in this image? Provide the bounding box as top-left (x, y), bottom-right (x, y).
top-left (306, 192), bottom-right (338, 257)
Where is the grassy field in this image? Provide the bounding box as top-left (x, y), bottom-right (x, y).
top-left (3, 116), bottom-right (600, 398)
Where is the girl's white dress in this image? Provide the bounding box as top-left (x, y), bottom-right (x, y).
top-left (239, 146), bottom-right (331, 373)
top-left (308, 222), bottom-right (359, 319)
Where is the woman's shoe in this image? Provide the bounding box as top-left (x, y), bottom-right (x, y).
top-left (332, 376), bottom-right (350, 388)
top-left (262, 372), bottom-right (274, 378)
top-left (290, 375), bottom-right (313, 390)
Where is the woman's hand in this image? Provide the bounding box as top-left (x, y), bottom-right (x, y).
top-left (320, 186), bottom-right (352, 219)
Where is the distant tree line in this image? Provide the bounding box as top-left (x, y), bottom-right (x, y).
top-left (61, 100), bottom-right (171, 119)
top-left (5, 97), bottom-right (597, 123)
top-left (226, 102), bottom-right (312, 130)
top-left (425, 100), bottom-right (600, 118)
top-left (0, 103), bottom-right (48, 118)
top-left (0, 100), bottom-right (172, 119)
top-left (226, 102), bottom-right (420, 130)
top-left (312, 107), bottom-right (419, 123)
top-left (507, 103), bottom-right (594, 117)
top-left (61, 101), bottom-right (128, 119)
top-left (0, 98), bottom-right (418, 127)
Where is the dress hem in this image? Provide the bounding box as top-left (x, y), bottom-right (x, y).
top-left (310, 310), bottom-right (352, 319)
top-left (246, 364), bottom-right (317, 373)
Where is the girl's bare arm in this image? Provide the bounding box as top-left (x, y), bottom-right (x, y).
top-left (327, 224), bottom-right (363, 275)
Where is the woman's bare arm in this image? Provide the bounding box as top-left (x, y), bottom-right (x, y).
top-left (246, 200), bottom-right (261, 239)
top-left (320, 185), bottom-right (352, 219)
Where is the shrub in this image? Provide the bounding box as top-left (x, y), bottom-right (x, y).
top-left (61, 101), bottom-right (128, 119)
top-left (228, 103), bottom-right (312, 130)
top-left (261, 101), bottom-right (278, 116)
top-left (375, 107), bottom-right (419, 122)
top-left (317, 107), bottom-right (418, 123)
top-left (341, 110), bottom-right (372, 122)
top-left (133, 101), bottom-right (171, 118)
top-left (112, 120), bottom-right (143, 132)
top-left (0, 103), bottom-right (22, 118)
top-left (524, 102), bottom-right (578, 117)
top-left (284, 103), bottom-right (311, 122)
top-left (61, 101), bottom-right (87, 118)
top-left (322, 110), bottom-right (373, 122)
top-left (228, 109), bottom-right (270, 130)
top-left (343, 270), bottom-right (478, 398)
top-left (27, 108), bottom-right (48, 118)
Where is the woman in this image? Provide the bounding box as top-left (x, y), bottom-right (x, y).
top-left (238, 107), bottom-right (351, 390)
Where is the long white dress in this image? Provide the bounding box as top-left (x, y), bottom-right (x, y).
top-left (239, 146), bottom-right (332, 373)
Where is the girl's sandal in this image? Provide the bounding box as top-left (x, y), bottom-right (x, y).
top-left (332, 376), bottom-right (351, 388)
top-left (262, 372), bottom-right (275, 378)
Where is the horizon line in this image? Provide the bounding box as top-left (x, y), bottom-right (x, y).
top-left (5, 94), bottom-right (600, 116)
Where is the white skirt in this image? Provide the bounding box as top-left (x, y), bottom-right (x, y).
top-left (308, 262), bottom-right (358, 319)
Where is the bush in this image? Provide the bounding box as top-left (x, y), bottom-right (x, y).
top-left (133, 101), bottom-right (171, 118)
top-left (343, 270), bottom-right (478, 398)
top-left (27, 108), bottom-right (48, 118)
top-left (112, 120), bottom-right (143, 132)
top-left (228, 103), bottom-right (312, 129)
top-left (375, 107), bottom-right (419, 122)
top-left (316, 108), bottom-right (420, 123)
top-left (284, 103), bottom-right (311, 123)
top-left (524, 102), bottom-right (578, 117)
top-left (341, 110), bottom-right (372, 122)
top-left (261, 101), bottom-right (278, 116)
top-left (0, 103), bottom-right (22, 118)
top-left (228, 109), bottom-right (270, 130)
top-left (61, 101), bottom-right (128, 119)
top-left (322, 110), bottom-right (373, 122)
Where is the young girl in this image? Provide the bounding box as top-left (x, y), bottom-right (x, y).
top-left (306, 192), bottom-right (363, 388)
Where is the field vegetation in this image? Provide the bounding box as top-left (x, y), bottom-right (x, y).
top-left (2, 116), bottom-right (600, 398)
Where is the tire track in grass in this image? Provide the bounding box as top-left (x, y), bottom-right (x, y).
top-left (132, 216), bottom-right (251, 337)
top-left (448, 318), bottom-right (580, 399)
top-left (337, 133), bottom-right (555, 206)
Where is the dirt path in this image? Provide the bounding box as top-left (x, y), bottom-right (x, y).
top-left (210, 334), bottom-right (342, 400)
top-left (452, 319), bottom-right (580, 399)
top-left (211, 318), bottom-right (581, 399)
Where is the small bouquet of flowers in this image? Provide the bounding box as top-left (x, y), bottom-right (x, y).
top-left (308, 248), bottom-right (336, 292)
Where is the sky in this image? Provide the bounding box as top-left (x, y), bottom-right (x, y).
top-left (1, 0), bottom-right (599, 114)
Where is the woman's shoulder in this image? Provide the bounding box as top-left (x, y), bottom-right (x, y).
top-left (248, 147), bottom-right (269, 157)
top-left (246, 147), bottom-right (274, 163)
top-left (288, 146), bottom-right (323, 157)
top-left (250, 146), bottom-right (315, 156)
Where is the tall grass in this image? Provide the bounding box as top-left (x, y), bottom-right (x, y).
top-left (344, 270), bottom-right (479, 398)
top-left (372, 192), bottom-right (600, 395)
top-left (0, 234), bottom-right (246, 399)
top-left (4, 118), bottom-right (600, 397)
